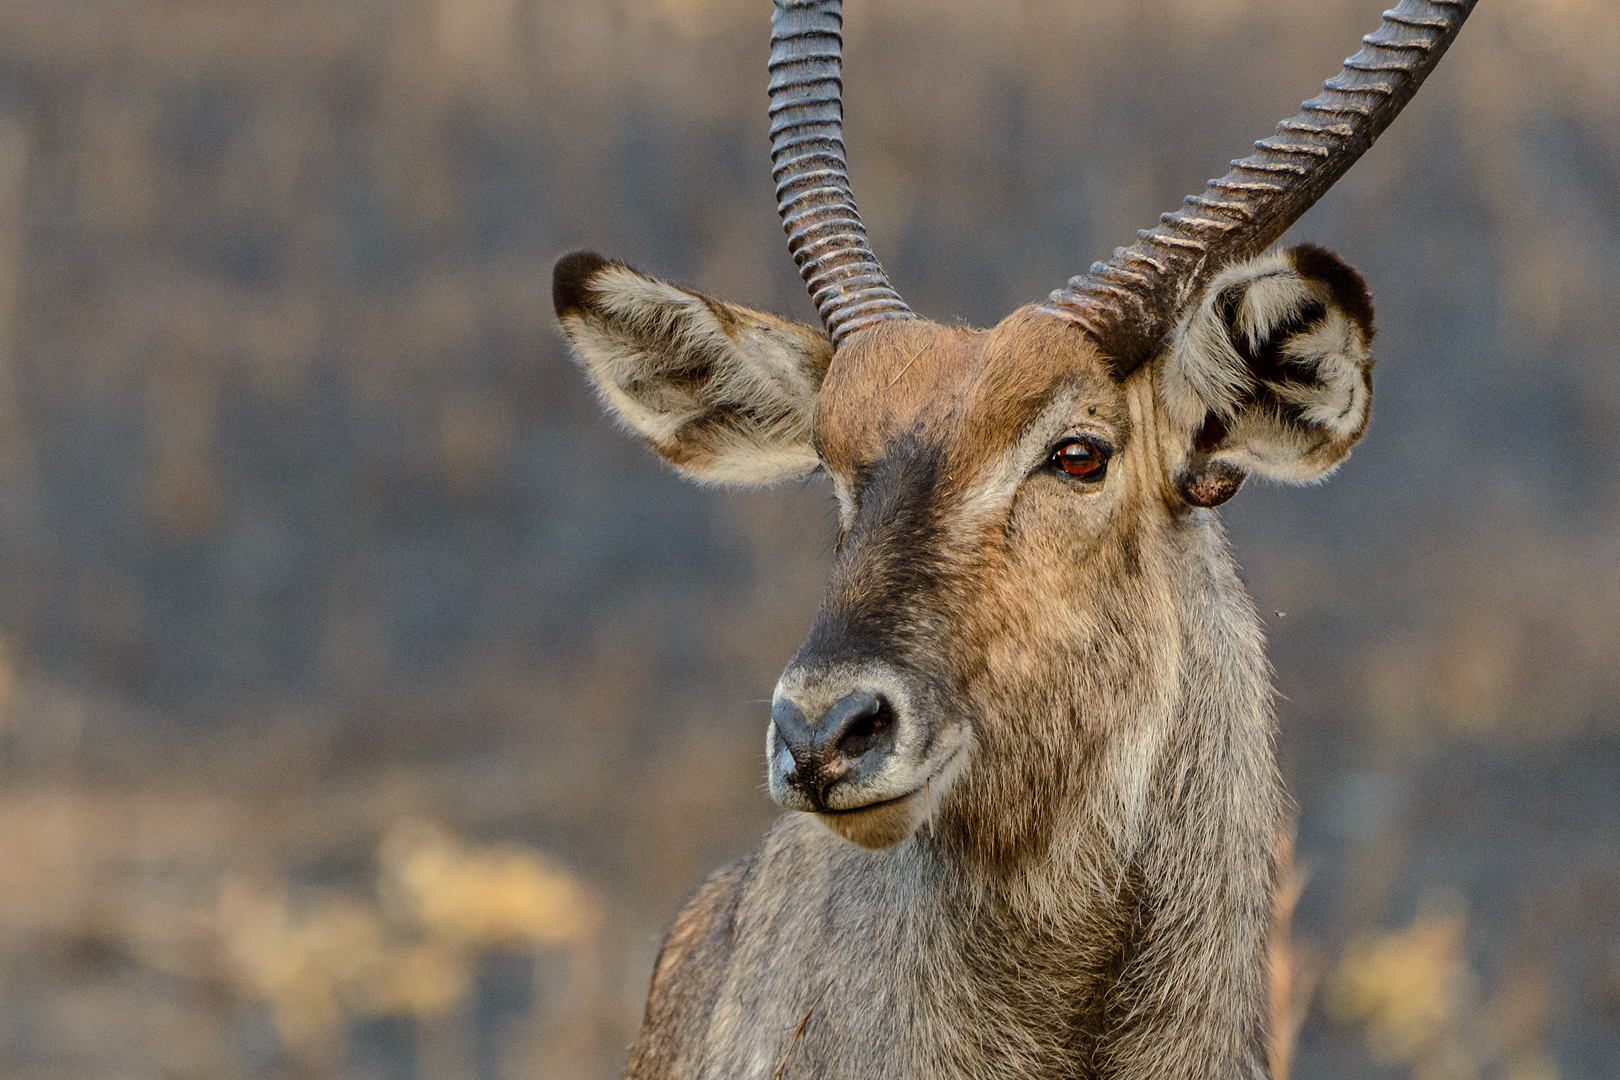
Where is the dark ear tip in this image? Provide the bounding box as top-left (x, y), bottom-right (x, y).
top-left (1285, 242), bottom-right (1375, 340)
top-left (553, 250), bottom-right (613, 319)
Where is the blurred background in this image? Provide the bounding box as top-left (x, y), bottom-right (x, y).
top-left (0, 0), bottom-right (1614, 1077)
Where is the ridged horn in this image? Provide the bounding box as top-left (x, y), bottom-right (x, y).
top-left (1042, 0), bottom-right (1478, 378)
top-left (770, 0), bottom-right (914, 348)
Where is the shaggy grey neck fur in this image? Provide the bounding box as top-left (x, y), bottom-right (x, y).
top-left (630, 512), bottom-right (1278, 1080)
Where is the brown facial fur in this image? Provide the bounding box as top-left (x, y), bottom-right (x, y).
top-left (791, 309), bottom-right (1194, 878)
top-left (814, 311), bottom-right (1126, 489)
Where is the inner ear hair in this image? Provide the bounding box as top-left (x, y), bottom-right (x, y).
top-left (552, 251), bottom-right (832, 486)
top-left (1162, 243), bottom-right (1376, 495)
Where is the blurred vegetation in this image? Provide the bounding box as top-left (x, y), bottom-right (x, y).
top-left (1326, 900), bottom-right (1560, 1080)
top-left (0, 0), bottom-right (1614, 1077)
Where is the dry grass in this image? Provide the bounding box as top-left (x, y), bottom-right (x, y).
top-left (1268, 826), bottom-right (1319, 1080)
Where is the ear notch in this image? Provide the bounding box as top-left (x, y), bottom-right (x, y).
top-left (1176, 415), bottom-right (1248, 507)
top-left (1162, 243), bottom-right (1375, 506)
top-left (552, 251), bottom-right (833, 485)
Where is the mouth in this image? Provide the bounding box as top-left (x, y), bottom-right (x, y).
top-left (815, 786), bottom-right (920, 818)
top-left (813, 742), bottom-right (965, 811)
top-left (810, 745), bottom-right (966, 849)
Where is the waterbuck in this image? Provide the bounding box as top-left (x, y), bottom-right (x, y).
top-left (552, 1), bottom-right (1476, 1076)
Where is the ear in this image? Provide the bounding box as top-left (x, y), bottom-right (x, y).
top-left (552, 251), bottom-right (832, 485)
top-left (1158, 243), bottom-right (1375, 507)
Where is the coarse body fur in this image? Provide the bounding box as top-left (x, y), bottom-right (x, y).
top-left (554, 244), bottom-right (1377, 1079)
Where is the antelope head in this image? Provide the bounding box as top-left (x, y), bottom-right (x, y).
top-left (554, 0), bottom-right (1474, 855)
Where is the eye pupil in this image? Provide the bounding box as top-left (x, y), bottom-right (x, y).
top-left (1053, 439), bottom-right (1108, 480)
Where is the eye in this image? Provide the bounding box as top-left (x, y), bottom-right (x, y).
top-left (1049, 436), bottom-right (1111, 482)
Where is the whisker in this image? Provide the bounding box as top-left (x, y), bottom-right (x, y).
top-left (887, 345), bottom-right (926, 388)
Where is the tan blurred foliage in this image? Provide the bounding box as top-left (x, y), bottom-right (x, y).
top-left (1268, 827), bottom-right (1320, 1080)
top-left (1328, 901), bottom-right (1561, 1080)
top-left (218, 821), bottom-right (598, 1065)
top-left (0, 774), bottom-right (604, 1077)
top-left (378, 820), bottom-right (599, 948)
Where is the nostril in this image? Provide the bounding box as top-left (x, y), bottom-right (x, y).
top-left (772, 697), bottom-right (816, 774)
top-left (830, 694), bottom-right (896, 761)
top-left (774, 690), bottom-right (901, 789)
